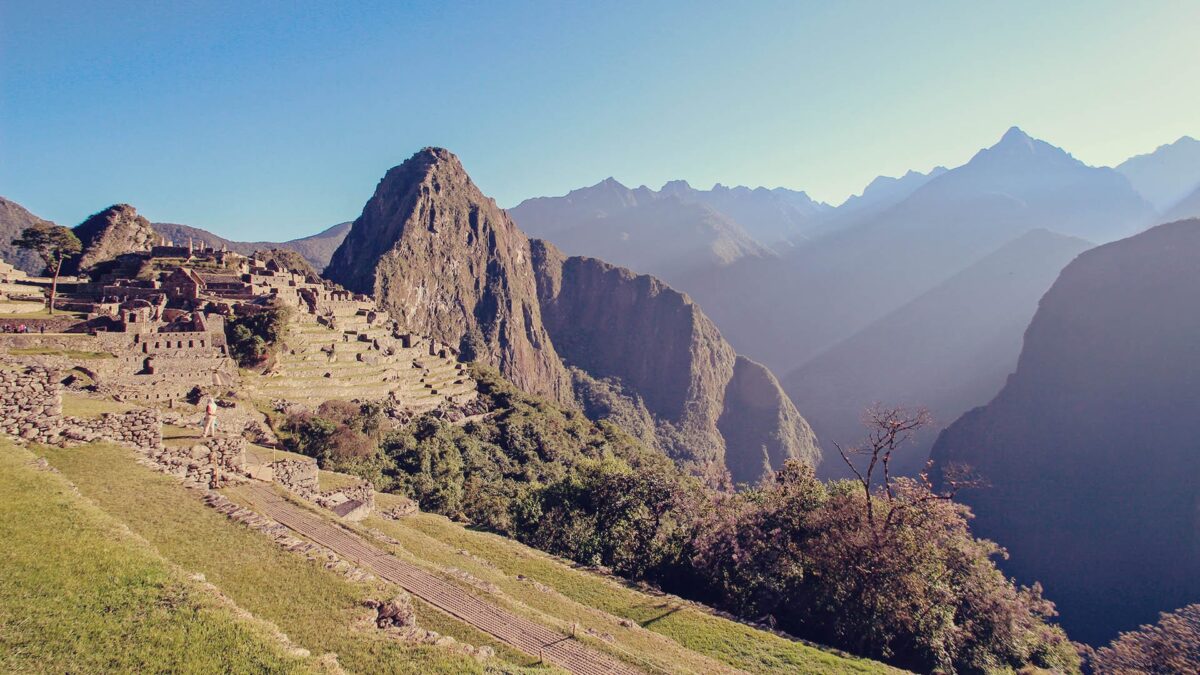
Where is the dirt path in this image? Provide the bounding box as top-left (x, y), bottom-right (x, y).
top-left (239, 484), bottom-right (643, 675)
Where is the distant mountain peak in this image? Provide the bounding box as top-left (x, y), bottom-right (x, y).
top-left (660, 179), bottom-right (693, 194)
top-left (999, 125), bottom-right (1033, 144)
top-left (1115, 134), bottom-right (1200, 211)
top-left (964, 126), bottom-right (1080, 170)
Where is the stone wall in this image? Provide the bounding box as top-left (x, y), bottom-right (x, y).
top-left (60, 409), bottom-right (162, 449)
top-left (1, 365), bottom-right (162, 450)
top-left (0, 316), bottom-right (86, 333)
top-left (0, 366), bottom-right (62, 436)
top-left (144, 435), bottom-right (244, 488)
top-left (271, 456), bottom-right (319, 495)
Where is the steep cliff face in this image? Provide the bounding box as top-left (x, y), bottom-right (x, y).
top-left (70, 204), bottom-right (158, 273)
top-left (531, 239), bottom-right (818, 479)
top-left (930, 219), bottom-right (1200, 645)
top-left (325, 148), bottom-right (569, 401)
top-left (720, 356), bottom-right (819, 484)
top-left (327, 148), bottom-right (819, 482)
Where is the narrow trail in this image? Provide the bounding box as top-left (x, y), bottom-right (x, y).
top-left (239, 484), bottom-right (643, 675)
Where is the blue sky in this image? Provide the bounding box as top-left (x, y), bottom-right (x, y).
top-left (1, 0), bottom-right (1197, 240)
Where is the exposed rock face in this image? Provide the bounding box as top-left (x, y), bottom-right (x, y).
top-left (930, 219), bottom-right (1200, 645)
top-left (0, 196), bottom-right (56, 274)
top-left (326, 148), bottom-right (818, 481)
top-left (70, 204), bottom-right (158, 273)
top-left (720, 356), bottom-right (819, 484)
top-left (529, 238), bottom-right (819, 478)
top-left (325, 147), bottom-right (570, 401)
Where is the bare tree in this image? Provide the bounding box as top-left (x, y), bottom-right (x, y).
top-left (834, 404), bottom-right (980, 540)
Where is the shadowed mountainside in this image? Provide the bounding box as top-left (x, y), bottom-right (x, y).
top-left (510, 178), bottom-right (773, 284)
top-left (676, 127), bottom-right (1154, 376)
top-left (930, 218), bottom-right (1200, 645)
top-left (786, 228), bottom-right (1092, 477)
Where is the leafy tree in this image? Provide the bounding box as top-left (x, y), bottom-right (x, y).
top-left (225, 303), bottom-right (291, 366)
top-left (1089, 604), bottom-right (1200, 674)
top-left (11, 224), bottom-right (82, 315)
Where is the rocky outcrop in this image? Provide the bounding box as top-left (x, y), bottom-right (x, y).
top-left (930, 219), bottom-right (1200, 645)
top-left (70, 204), bottom-right (158, 273)
top-left (719, 356), bottom-right (819, 484)
top-left (325, 148), bottom-right (570, 402)
top-left (326, 148), bottom-right (819, 482)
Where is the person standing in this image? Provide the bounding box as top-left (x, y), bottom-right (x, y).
top-left (202, 395), bottom-right (218, 437)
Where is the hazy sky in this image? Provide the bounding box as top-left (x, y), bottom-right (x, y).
top-left (2, 1), bottom-right (1197, 240)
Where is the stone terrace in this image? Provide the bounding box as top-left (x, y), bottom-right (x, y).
top-left (249, 302), bottom-right (476, 412)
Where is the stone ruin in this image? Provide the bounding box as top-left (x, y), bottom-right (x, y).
top-left (266, 454), bottom-right (375, 521)
top-left (1, 364), bottom-right (376, 520)
top-left (1, 365), bottom-right (160, 449)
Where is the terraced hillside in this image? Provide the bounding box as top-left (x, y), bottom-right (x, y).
top-left (250, 304), bottom-right (476, 411)
top-left (4, 434), bottom-right (898, 674)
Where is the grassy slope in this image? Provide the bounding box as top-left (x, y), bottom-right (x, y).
top-left (0, 440), bottom-right (322, 673)
top-left (32, 441), bottom-right (543, 674)
top-left (363, 509), bottom-right (898, 674)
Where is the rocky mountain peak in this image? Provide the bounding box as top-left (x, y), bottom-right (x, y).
top-left (327, 148), bottom-right (819, 483)
top-left (325, 147), bottom-right (568, 401)
top-left (70, 203), bottom-right (158, 274)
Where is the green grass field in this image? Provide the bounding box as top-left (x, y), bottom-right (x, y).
top-left (26, 441), bottom-right (546, 674)
top-left (0, 440), bottom-right (325, 673)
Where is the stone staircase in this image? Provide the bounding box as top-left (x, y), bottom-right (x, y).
top-left (250, 305), bottom-right (476, 412)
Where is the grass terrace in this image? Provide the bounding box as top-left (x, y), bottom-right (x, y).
top-left (0, 439), bottom-right (326, 673)
top-left (31, 441), bottom-right (538, 673)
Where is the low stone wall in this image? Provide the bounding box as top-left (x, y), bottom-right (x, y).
top-left (0, 366), bottom-right (62, 436)
top-left (271, 456), bottom-right (319, 495)
top-left (144, 435), bottom-right (245, 488)
top-left (60, 409), bottom-right (162, 449)
top-left (316, 479), bottom-right (376, 521)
